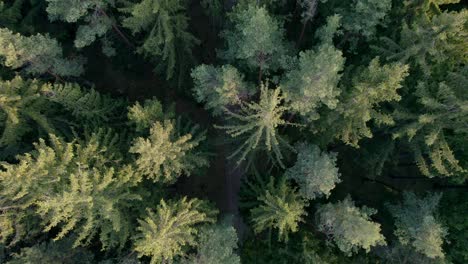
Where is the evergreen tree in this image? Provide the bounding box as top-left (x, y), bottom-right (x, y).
top-left (0, 76), bottom-right (55, 148)
top-left (250, 176), bottom-right (307, 242)
top-left (315, 196), bottom-right (386, 255)
top-left (129, 120), bottom-right (208, 183)
top-left (7, 237), bottom-right (94, 264)
top-left (282, 44), bottom-right (345, 122)
top-left (220, 4), bottom-right (290, 81)
top-left (284, 142), bottom-right (341, 200)
top-left (45, 0), bottom-right (129, 54)
top-left (216, 84), bottom-right (292, 167)
top-left (321, 58), bottom-right (409, 147)
top-left (314, 14), bottom-right (342, 45)
top-left (375, 9), bottom-right (467, 75)
top-left (121, 0), bottom-right (198, 80)
top-left (0, 134), bottom-right (139, 248)
top-left (0, 28), bottom-right (84, 77)
top-left (339, 0), bottom-right (392, 41)
top-left (393, 77), bottom-right (467, 179)
top-left (180, 219), bottom-right (240, 264)
top-left (133, 197), bottom-right (217, 264)
top-left (387, 192), bottom-right (447, 259)
top-left (191, 64), bottom-right (252, 116)
top-left (127, 98), bottom-right (167, 132)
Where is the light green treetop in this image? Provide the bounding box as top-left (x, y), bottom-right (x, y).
top-left (387, 192), bottom-right (447, 259)
top-left (250, 176), bottom-right (307, 242)
top-left (121, 0), bottom-right (198, 80)
top-left (128, 98), bottom-right (167, 132)
top-left (191, 64), bottom-right (252, 116)
top-left (133, 197), bottom-right (217, 264)
top-left (282, 44), bottom-right (345, 122)
top-left (341, 0), bottom-right (392, 39)
top-left (180, 219), bottom-right (240, 264)
top-left (331, 58), bottom-right (409, 147)
top-left (315, 196), bottom-right (386, 255)
top-left (216, 84), bottom-right (292, 168)
top-left (220, 4), bottom-right (290, 74)
top-left (129, 120), bottom-right (208, 183)
top-left (0, 28), bottom-right (84, 76)
top-left (284, 142), bottom-right (341, 200)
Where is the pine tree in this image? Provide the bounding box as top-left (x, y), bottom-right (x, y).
top-left (220, 4), bottom-right (290, 81)
top-left (250, 176), bottom-right (307, 242)
top-left (191, 64), bottom-right (252, 116)
top-left (216, 84), bottom-right (292, 167)
top-left (0, 28), bottom-right (84, 77)
top-left (133, 197), bottom-right (217, 264)
top-left (284, 142), bottom-right (341, 200)
top-left (314, 14), bottom-right (342, 45)
top-left (7, 237), bottom-right (94, 264)
top-left (315, 196), bottom-right (386, 255)
top-left (121, 0), bottom-right (198, 80)
top-left (282, 44), bottom-right (345, 122)
top-left (339, 0), bottom-right (392, 40)
top-left (387, 192), bottom-right (447, 259)
top-left (45, 0), bottom-right (127, 53)
top-left (0, 76), bottom-right (55, 148)
top-left (375, 9), bottom-right (467, 75)
top-left (0, 134), bottom-right (140, 248)
top-left (129, 120), bottom-right (208, 183)
top-left (393, 78), bottom-right (467, 179)
top-left (127, 98), bottom-right (167, 132)
top-left (323, 58), bottom-right (409, 147)
top-left (180, 219), bottom-right (240, 264)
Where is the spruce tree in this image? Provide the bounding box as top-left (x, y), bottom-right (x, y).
top-left (0, 134), bottom-right (139, 248)
top-left (0, 28), bottom-right (84, 77)
top-left (191, 64), bottom-right (252, 116)
top-left (129, 120), bottom-right (208, 183)
top-left (284, 142), bottom-right (341, 200)
top-left (216, 84), bottom-right (292, 167)
top-left (121, 0), bottom-right (198, 80)
top-left (180, 220), bottom-right (240, 264)
top-left (315, 196), bottom-right (386, 255)
top-left (220, 4), bottom-right (290, 81)
top-left (133, 197), bottom-right (217, 264)
top-left (250, 176), bottom-right (307, 242)
top-left (393, 78), bottom-right (467, 179)
top-left (387, 192), bottom-right (447, 259)
top-left (127, 98), bottom-right (167, 132)
top-left (282, 44), bottom-right (345, 122)
top-left (323, 58), bottom-right (409, 147)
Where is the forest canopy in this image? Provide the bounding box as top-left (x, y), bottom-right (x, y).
top-left (0, 0), bottom-right (466, 263)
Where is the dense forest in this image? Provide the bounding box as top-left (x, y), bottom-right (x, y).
top-left (0, 0), bottom-right (466, 263)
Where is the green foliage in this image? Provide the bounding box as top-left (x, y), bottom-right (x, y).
top-left (377, 242), bottom-right (448, 264)
top-left (7, 237), bottom-right (94, 264)
top-left (133, 197), bottom-right (217, 264)
top-left (122, 0), bottom-right (198, 80)
top-left (45, 0), bottom-right (114, 50)
top-left (0, 28), bottom-right (84, 76)
top-left (216, 84), bottom-right (292, 167)
top-left (180, 220), bottom-right (240, 264)
top-left (284, 142), bottom-right (341, 200)
top-left (282, 44), bottom-right (345, 122)
top-left (128, 98), bottom-right (166, 132)
top-left (191, 64), bottom-right (252, 116)
top-left (130, 120), bottom-right (208, 183)
top-left (315, 196), bottom-right (386, 255)
top-left (325, 58), bottom-right (409, 147)
top-left (440, 191), bottom-right (468, 263)
top-left (393, 77), bottom-right (467, 179)
top-left (340, 0), bottom-right (392, 39)
top-left (0, 76), bottom-right (55, 147)
top-left (375, 10), bottom-right (467, 74)
top-left (0, 134), bottom-right (139, 248)
top-left (387, 192), bottom-right (447, 259)
top-left (314, 13), bottom-right (342, 45)
top-left (250, 176), bottom-right (307, 242)
top-left (220, 4), bottom-right (290, 73)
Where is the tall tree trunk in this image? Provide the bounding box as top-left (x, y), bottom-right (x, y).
top-left (297, 21), bottom-right (307, 48)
